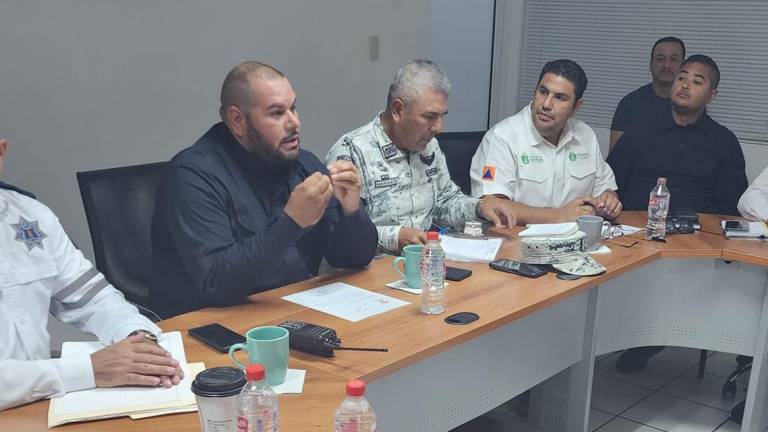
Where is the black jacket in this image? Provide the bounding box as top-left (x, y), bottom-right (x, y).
top-left (150, 123), bottom-right (377, 317)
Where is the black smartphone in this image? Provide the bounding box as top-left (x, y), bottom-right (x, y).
top-left (188, 323), bottom-right (245, 353)
top-left (725, 220), bottom-right (749, 232)
top-left (489, 259), bottom-right (547, 278)
top-left (446, 266), bottom-right (472, 281)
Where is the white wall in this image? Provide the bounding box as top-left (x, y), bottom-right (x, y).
top-left (0, 0), bottom-right (430, 260)
top-left (428, 0), bottom-right (495, 131)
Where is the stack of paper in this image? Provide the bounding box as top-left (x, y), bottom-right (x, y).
top-left (721, 220), bottom-right (768, 239)
top-left (48, 331), bottom-right (204, 427)
top-left (440, 235), bottom-right (503, 262)
top-left (519, 222), bottom-right (578, 238)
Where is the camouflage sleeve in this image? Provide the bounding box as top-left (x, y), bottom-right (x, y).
top-left (327, 136), bottom-right (401, 252)
top-left (377, 225), bottom-right (401, 253)
top-left (326, 136), bottom-right (370, 203)
top-left (432, 147), bottom-right (479, 230)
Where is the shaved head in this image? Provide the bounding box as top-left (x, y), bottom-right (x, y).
top-left (219, 61), bottom-right (285, 120)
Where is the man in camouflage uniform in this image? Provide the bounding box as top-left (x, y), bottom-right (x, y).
top-left (326, 59), bottom-right (516, 253)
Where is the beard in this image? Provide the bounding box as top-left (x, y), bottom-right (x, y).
top-left (243, 120), bottom-right (299, 166)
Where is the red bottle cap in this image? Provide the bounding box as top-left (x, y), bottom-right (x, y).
top-left (346, 379), bottom-right (366, 396)
top-left (245, 364), bottom-right (266, 381)
top-left (426, 231), bottom-right (439, 241)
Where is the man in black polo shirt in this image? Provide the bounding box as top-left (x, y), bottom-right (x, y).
top-left (609, 37), bottom-right (685, 151)
top-left (151, 61), bottom-right (378, 318)
top-left (607, 55), bottom-right (748, 373)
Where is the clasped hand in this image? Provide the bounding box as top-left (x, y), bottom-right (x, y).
top-left (284, 161), bottom-right (362, 228)
top-left (90, 333), bottom-right (184, 388)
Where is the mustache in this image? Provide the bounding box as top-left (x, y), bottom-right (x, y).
top-left (281, 131), bottom-right (300, 142)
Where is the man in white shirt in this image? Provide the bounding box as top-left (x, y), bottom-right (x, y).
top-left (0, 138), bottom-right (183, 411)
top-left (738, 166), bottom-right (768, 221)
top-left (470, 59), bottom-right (622, 225)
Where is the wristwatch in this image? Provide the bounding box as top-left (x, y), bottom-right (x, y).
top-left (128, 329), bottom-right (159, 343)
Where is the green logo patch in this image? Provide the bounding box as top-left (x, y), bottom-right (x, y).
top-left (568, 152), bottom-right (577, 162)
top-left (521, 153), bottom-right (530, 165)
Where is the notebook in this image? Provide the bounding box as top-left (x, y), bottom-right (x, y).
top-left (721, 220), bottom-right (768, 239)
top-left (48, 331), bottom-right (204, 427)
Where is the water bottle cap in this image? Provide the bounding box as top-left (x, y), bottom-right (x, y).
top-left (346, 379), bottom-right (366, 396)
top-left (245, 364), bottom-right (266, 381)
top-left (657, 177), bottom-right (667, 184)
top-left (426, 231), bottom-right (439, 241)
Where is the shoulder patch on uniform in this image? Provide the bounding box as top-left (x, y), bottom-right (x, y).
top-left (12, 216), bottom-right (47, 251)
top-left (381, 144), bottom-right (398, 159)
top-left (425, 167), bottom-right (439, 177)
top-left (420, 152), bottom-right (435, 166)
top-left (481, 165), bottom-right (496, 182)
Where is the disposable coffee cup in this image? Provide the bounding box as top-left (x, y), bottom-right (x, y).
top-left (191, 366), bottom-right (246, 432)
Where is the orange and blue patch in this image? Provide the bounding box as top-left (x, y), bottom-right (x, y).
top-left (481, 165), bottom-right (496, 182)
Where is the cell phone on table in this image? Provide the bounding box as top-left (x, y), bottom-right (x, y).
top-left (724, 220), bottom-right (749, 232)
top-left (489, 259), bottom-right (547, 278)
top-left (446, 266), bottom-right (472, 281)
top-left (188, 323), bottom-right (245, 353)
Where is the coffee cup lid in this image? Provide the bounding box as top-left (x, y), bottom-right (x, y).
top-left (191, 366), bottom-right (246, 398)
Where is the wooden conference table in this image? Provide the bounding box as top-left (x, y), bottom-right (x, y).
top-left (4, 212), bottom-right (768, 431)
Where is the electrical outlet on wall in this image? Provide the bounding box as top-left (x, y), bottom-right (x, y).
top-left (369, 36), bottom-right (380, 61)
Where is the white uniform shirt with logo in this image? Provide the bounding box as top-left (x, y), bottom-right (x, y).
top-left (0, 188), bottom-right (159, 411)
top-left (738, 165), bottom-right (768, 221)
top-left (470, 103), bottom-right (617, 207)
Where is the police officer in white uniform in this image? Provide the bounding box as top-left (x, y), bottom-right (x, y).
top-left (0, 138), bottom-right (183, 411)
top-left (470, 59), bottom-right (622, 225)
top-left (326, 60), bottom-right (517, 252)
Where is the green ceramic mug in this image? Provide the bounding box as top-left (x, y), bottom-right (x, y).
top-left (228, 326), bottom-right (289, 385)
top-left (393, 244), bottom-right (424, 289)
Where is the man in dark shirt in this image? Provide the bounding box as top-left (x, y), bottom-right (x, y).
top-left (151, 62), bottom-right (378, 318)
top-left (607, 55), bottom-right (748, 373)
top-left (609, 37), bottom-right (685, 151)
top-left (608, 54), bottom-right (747, 215)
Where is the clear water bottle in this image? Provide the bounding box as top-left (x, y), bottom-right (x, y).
top-left (334, 380), bottom-right (377, 432)
top-left (236, 364), bottom-right (279, 432)
top-left (646, 177), bottom-right (671, 240)
top-left (419, 230), bottom-right (446, 314)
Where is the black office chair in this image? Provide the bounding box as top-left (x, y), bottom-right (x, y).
top-left (436, 131), bottom-right (485, 195)
top-left (77, 162), bottom-right (168, 321)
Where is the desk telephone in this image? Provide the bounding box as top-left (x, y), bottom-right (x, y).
top-left (278, 321), bottom-right (388, 358)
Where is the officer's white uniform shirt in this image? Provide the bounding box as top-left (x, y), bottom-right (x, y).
top-left (738, 166), bottom-right (768, 221)
top-left (470, 103), bottom-right (617, 207)
top-left (0, 188), bottom-right (159, 410)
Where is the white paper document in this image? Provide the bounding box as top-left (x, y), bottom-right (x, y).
top-left (386, 279), bottom-right (422, 295)
top-left (519, 222), bottom-right (578, 238)
top-left (618, 224), bottom-right (643, 235)
top-left (272, 369), bottom-right (306, 394)
top-left (440, 235), bottom-right (503, 263)
top-left (282, 282), bottom-right (410, 322)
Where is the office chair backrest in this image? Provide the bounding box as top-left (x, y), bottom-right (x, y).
top-left (77, 162), bottom-right (168, 311)
top-left (436, 131), bottom-right (486, 195)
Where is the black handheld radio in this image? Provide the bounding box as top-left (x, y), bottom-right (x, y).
top-left (278, 321), bottom-right (388, 358)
